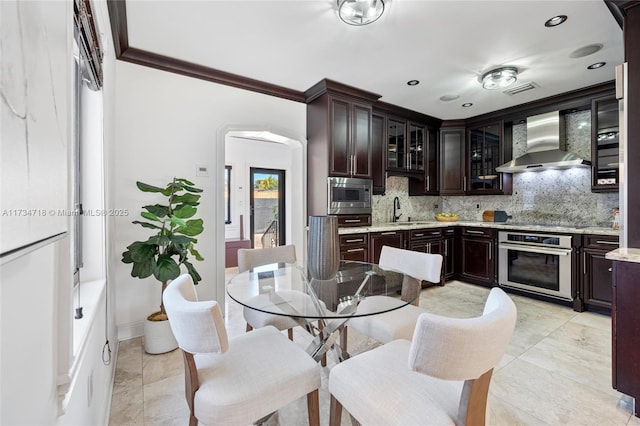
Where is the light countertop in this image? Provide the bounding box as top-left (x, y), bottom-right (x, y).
top-left (338, 221), bottom-right (619, 236)
top-left (606, 248), bottom-right (640, 263)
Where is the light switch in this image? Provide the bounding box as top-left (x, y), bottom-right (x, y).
top-left (196, 165), bottom-right (209, 177)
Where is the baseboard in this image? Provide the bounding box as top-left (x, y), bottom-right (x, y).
top-left (116, 320), bottom-right (144, 341)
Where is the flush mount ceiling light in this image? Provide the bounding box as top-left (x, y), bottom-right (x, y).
top-left (545, 15), bottom-right (567, 27)
top-left (481, 66), bottom-right (518, 90)
top-left (407, 80), bottom-right (420, 86)
top-left (462, 103), bottom-right (473, 108)
top-left (338, 0), bottom-right (385, 26)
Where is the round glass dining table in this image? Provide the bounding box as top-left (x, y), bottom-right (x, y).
top-left (226, 260), bottom-right (412, 362)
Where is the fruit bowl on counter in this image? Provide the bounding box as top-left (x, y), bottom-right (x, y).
top-left (435, 213), bottom-right (459, 222)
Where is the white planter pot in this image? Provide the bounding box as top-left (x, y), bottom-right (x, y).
top-left (144, 318), bottom-right (178, 354)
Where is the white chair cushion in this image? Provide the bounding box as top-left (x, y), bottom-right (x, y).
top-left (347, 296), bottom-right (424, 343)
top-left (329, 339), bottom-right (462, 425)
top-left (194, 326), bottom-right (321, 425)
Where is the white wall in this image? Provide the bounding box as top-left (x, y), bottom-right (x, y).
top-left (113, 62), bottom-right (307, 337)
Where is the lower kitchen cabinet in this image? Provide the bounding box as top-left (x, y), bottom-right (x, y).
top-left (612, 260), bottom-right (640, 417)
top-left (442, 227), bottom-right (456, 280)
top-left (458, 227), bottom-right (496, 286)
top-left (580, 234), bottom-right (619, 311)
top-left (339, 233), bottom-right (369, 262)
top-left (369, 230), bottom-right (406, 264)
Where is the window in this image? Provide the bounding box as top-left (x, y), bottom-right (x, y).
top-left (224, 166), bottom-right (232, 224)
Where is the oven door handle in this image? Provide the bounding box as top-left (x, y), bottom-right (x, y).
top-left (498, 243), bottom-right (572, 256)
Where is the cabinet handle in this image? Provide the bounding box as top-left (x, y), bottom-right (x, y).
top-left (466, 230), bottom-right (484, 235)
top-left (344, 219), bottom-right (361, 223)
top-left (488, 242), bottom-right (492, 260)
top-left (347, 248), bottom-right (365, 253)
top-left (352, 155), bottom-right (356, 176)
top-left (596, 241), bottom-right (619, 245)
top-left (609, 267), bottom-right (612, 272)
top-left (463, 176), bottom-right (467, 192)
top-left (345, 238), bottom-right (364, 243)
top-left (427, 242), bottom-right (432, 253)
top-left (414, 233), bottom-right (425, 237)
top-left (431, 231), bottom-right (440, 235)
top-left (381, 232), bottom-right (396, 236)
top-left (426, 176), bottom-right (430, 191)
top-left (583, 252), bottom-right (586, 275)
top-left (445, 240), bottom-right (448, 254)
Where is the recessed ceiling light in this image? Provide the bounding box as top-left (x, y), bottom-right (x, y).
top-left (545, 15), bottom-right (567, 27)
top-left (407, 80), bottom-right (420, 86)
top-left (462, 103), bottom-right (473, 108)
top-left (439, 94), bottom-right (460, 101)
top-left (588, 62), bottom-right (606, 69)
top-left (569, 44), bottom-right (603, 58)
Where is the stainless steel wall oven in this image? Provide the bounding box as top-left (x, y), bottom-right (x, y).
top-left (498, 231), bottom-right (573, 301)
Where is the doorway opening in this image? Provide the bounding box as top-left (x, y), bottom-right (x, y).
top-left (250, 168), bottom-right (285, 249)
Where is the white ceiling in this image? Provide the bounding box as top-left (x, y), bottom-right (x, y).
top-left (124, 0), bottom-right (623, 120)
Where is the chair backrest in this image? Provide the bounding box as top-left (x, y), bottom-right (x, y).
top-left (163, 274), bottom-right (229, 354)
top-left (378, 245), bottom-right (443, 284)
top-left (237, 244), bottom-right (297, 273)
top-left (407, 287), bottom-right (517, 381)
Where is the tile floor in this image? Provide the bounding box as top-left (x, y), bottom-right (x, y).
top-left (109, 270), bottom-right (639, 425)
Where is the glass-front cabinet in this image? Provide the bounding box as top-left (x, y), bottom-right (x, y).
top-left (467, 122), bottom-right (502, 193)
top-left (387, 118), bottom-right (424, 174)
top-left (591, 96), bottom-right (619, 192)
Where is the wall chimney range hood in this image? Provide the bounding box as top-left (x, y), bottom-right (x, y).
top-left (496, 111), bottom-right (591, 173)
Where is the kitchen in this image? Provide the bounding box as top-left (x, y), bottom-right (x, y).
top-left (2, 1), bottom-right (640, 425)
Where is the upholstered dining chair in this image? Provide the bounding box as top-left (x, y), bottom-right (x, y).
top-left (328, 287), bottom-right (517, 426)
top-left (163, 274), bottom-right (321, 426)
top-left (344, 245), bottom-right (443, 348)
top-left (237, 244), bottom-right (299, 340)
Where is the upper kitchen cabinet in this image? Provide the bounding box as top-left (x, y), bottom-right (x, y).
top-left (386, 118), bottom-right (424, 175)
top-left (408, 127), bottom-right (439, 195)
top-left (371, 113), bottom-right (386, 195)
top-left (439, 123), bottom-right (466, 195)
top-left (591, 95), bottom-right (619, 192)
top-left (466, 121), bottom-right (512, 195)
top-left (306, 80), bottom-right (381, 216)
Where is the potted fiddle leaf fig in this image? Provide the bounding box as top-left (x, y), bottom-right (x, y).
top-left (121, 177), bottom-right (204, 353)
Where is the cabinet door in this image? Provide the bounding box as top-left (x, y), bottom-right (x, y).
top-left (583, 249), bottom-right (613, 309)
top-left (340, 246), bottom-right (368, 262)
top-left (408, 122), bottom-right (425, 172)
top-left (591, 96), bottom-right (619, 192)
top-left (329, 98), bottom-right (351, 176)
top-left (339, 234), bottom-right (369, 262)
top-left (467, 122), bottom-right (503, 194)
top-left (443, 235), bottom-right (455, 280)
top-left (387, 118), bottom-right (406, 170)
top-left (425, 128), bottom-right (439, 194)
top-left (369, 231), bottom-right (405, 264)
top-left (440, 128), bottom-right (466, 195)
top-left (371, 113), bottom-right (386, 194)
top-left (352, 103), bottom-right (372, 179)
top-left (459, 237), bottom-right (494, 284)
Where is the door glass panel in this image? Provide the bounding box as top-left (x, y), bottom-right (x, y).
top-left (409, 124), bottom-right (425, 171)
top-left (387, 119), bottom-right (405, 169)
top-left (506, 249), bottom-right (560, 291)
top-left (250, 168), bottom-right (285, 249)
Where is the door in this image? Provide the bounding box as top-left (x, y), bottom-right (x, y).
top-left (250, 168), bottom-right (285, 249)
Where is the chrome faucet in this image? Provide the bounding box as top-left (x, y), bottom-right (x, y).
top-left (392, 197), bottom-right (402, 222)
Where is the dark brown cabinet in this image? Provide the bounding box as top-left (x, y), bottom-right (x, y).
top-left (337, 215), bottom-right (372, 228)
top-left (591, 95), bottom-right (619, 192)
top-left (580, 234), bottom-right (619, 311)
top-left (612, 260), bottom-right (640, 417)
top-left (458, 227), bottom-right (496, 286)
top-left (439, 126), bottom-right (466, 195)
top-left (328, 97), bottom-right (372, 179)
top-left (466, 121), bottom-right (511, 195)
top-left (442, 227), bottom-right (456, 280)
top-left (339, 233), bottom-right (369, 262)
top-left (371, 113), bottom-right (386, 195)
top-left (369, 230), bottom-right (406, 264)
top-left (408, 128), bottom-right (439, 196)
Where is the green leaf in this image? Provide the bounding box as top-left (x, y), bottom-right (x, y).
top-left (169, 235), bottom-right (195, 246)
top-left (154, 255), bottom-right (181, 282)
top-left (122, 250), bottom-right (133, 264)
top-left (175, 178), bottom-right (195, 186)
top-left (143, 204), bottom-right (170, 218)
top-left (189, 246), bottom-right (204, 261)
top-left (172, 193), bottom-right (201, 205)
top-left (141, 211), bottom-right (161, 222)
top-left (183, 185), bottom-right (203, 193)
top-left (173, 204), bottom-right (196, 219)
top-left (127, 241), bottom-right (156, 262)
top-left (146, 235), bottom-right (170, 246)
top-left (131, 257), bottom-right (155, 279)
top-left (132, 220), bottom-right (162, 230)
top-left (176, 219), bottom-right (204, 236)
top-left (169, 216), bottom-right (187, 228)
top-left (183, 261), bottom-right (202, 285)
top-left (136, 181), bottom-right (172, 196)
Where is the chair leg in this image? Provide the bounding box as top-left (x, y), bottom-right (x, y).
top-left (307, 389), bottom-right (320, 426)
top-left (246, 323), bottom-right (253, 332)
top-left (329, 394), bottom-right (343, 426)
top-left (340, 326), bottom-right (348, 354)
top-left (287, 328), bottom-right (294, 340)
top-left (319, 321), bottom-right (327, 367)
top-left (460, 368), bottom-right (493, 426)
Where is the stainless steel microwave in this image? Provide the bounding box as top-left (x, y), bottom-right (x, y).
top-left (327, 177), bottom-right (372, 215)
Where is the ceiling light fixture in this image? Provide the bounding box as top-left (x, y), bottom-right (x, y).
top-left (337, 0), bottom-right (385, 26)
top-left (481, 66), bottom-right (518, 90)
top-left (587, 62), bottom-right (606, 69)
top-left (462, 103), bottom-right (473, 108)
top-left (407, 80), bottom-right (419, 86)
top-left (545, 15), bottom-right (567, 27)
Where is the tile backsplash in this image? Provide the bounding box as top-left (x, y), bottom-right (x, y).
top-left (373, 111), bottom-right (619, 227)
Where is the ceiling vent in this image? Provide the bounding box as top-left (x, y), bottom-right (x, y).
top-left (503, 81), bottom-right (538, 96)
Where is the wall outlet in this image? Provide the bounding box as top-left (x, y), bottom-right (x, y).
top-left (476, 204), bottom-right (480, 209)
top-left (434, 203), bottom-right (439, 209)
